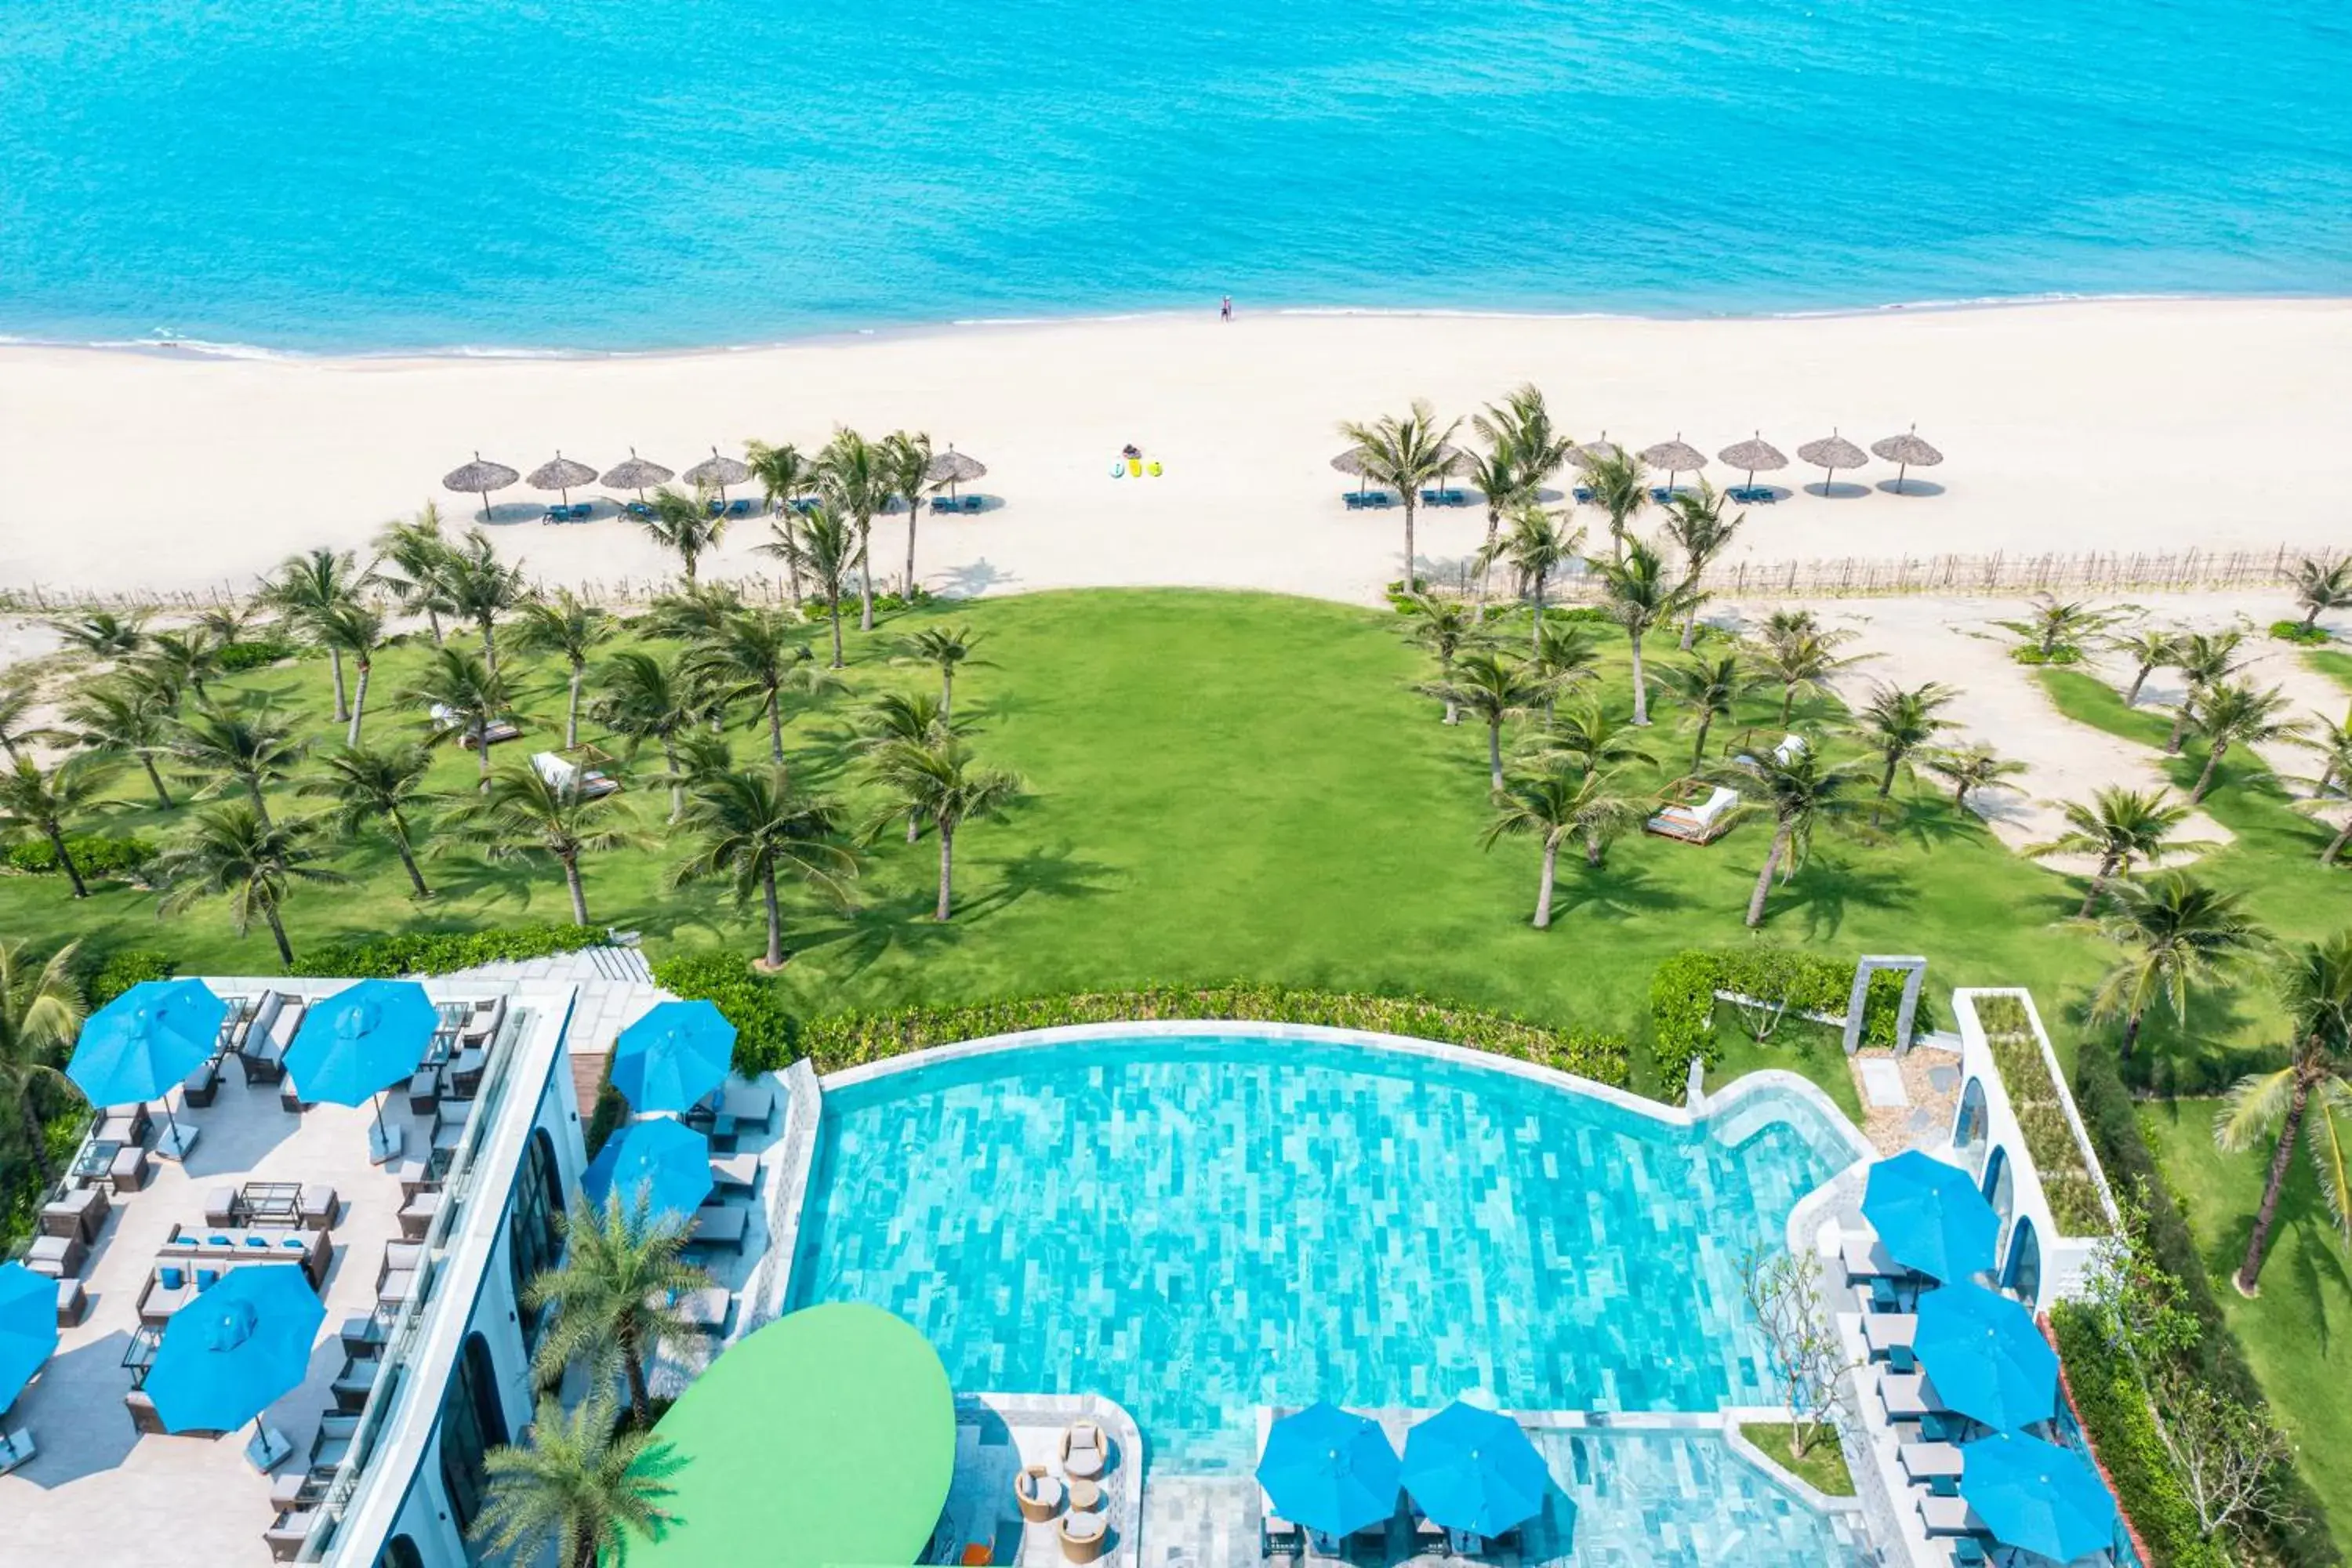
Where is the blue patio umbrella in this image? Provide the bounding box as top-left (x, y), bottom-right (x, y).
top-left (144, 1264), bottom-right (324, 1453)
top-left (1961, 1431), bottom-right (2117, 1564)
top-left (611, 1000), bottom-right (735, 1115)
top-left (582, 1116), bottom-right (713, 1218)
top-left (1862, 1151), bottom-right (2000, 1283)
top-left (67, 978), bottom-right (226, 1157)
top-left (1258, 1402), bottom-right (1402, 1539)
top-left (0, 1262), bottom-right (59, 1415)
top-left (1400, 1401), bottom-right (1550, 1537)
top-left (1912, 1282), bottom-right (2059, 1433)
top-left (287, 979), bottom-right (438, 1159)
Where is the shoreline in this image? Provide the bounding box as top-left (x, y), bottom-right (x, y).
top-left (5, 288), bottom-right (2346, 366)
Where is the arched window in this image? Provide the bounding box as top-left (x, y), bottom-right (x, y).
top-left (375, 1535), bottom-right (425, 1568)
top-left (2003, 1217), bottom-right (2042, 1305)
top-left (1982, 1145), bottom-right (2015, 1261)
top-left (437, 1333), bottom-right (510, 1546)
top-left (508, 1127), bottom-right (566, 1338)
top-left (1952, 1078), bottom-right (1991, 1176)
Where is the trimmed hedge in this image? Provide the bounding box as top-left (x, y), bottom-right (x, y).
top-left (214, 637), bottom-right (299, 673)
top-left (289, 924), bottom-right (607, 978)
top-left (2051, 1301), bottom-right (2225, 1568)
top-left (88, 948), bottom-right (176, 1006)
top-left (650, 951), bottom-right (798, 1076)
top-left (797, 984), bottom-right (1630, 1084)
top-left (2011, 644), bottom-right (2085, 666)
top-left (2269, 619), bottom-right (2333, 647)
top-left (1649, 949), bottom-right (1921, 1077)
top-left (7, 833), bottom-right (157, 878)
top-left (2073, 1044), bottom-right (2339, 1565)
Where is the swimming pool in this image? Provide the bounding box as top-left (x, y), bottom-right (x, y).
top-left (786, 1031), bottom-right (1858, 1472)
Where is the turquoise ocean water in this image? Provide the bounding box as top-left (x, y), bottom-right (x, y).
top-left (0, 0), bottom-right (2345, 353)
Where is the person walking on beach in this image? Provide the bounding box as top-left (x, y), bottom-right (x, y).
top-left (1221, 295), bottom-right (1232, 321)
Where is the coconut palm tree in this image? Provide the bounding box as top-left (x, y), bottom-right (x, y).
top-left (1486, 764), bottom-right (1642, 927)
top-left (1994, 594), bottom-right (2115, 663)
top-left (258, 546), bottom-right (365, 720)
top-left (405, 645), bottom-right (515, 793)
top-left (674, 766), bottom-right (857, 969)
top-left (1337, 399), bottom-right (1462, 597)
top-left (2299, 709), bottom-right (2352, 800)
top-left (690, 609), bottom-right (833, 764)
top-left (299, 743), bottom-right (444, 899)
top-left (1754, 626), bottom-right (1864, 728)
top-left (1919, 743), bottom-right (2028, 815)
top-left (818, 428), bottom-right (893, 632)
top-left (1529, 619), bottom-right (1599, 724)
top-left (1536, 698), bottom-right (1659, 776)
top-left (1660, 652), bottom-right (1750, 772)
top-left (52, 610), bottom-right (148, 661)
top-left (1460, 446), bottom-right (1522, 587)
top-left (637, 487), bottom-right (728, 588)
top-left (194, 601), bottom-right (263, 652)
top-left (1422, 650), bottom-right (1545, 789)
top-left (744, 440), bottom-right (813, 607)
top-left (1488, 383), bottom-right (1573, 491)
top-left (0, 938), bottom-right (84, 1186)
top-left (139, 629), bottom-right (223, 705)
top-left (1595, 537), bottom-right (1694, 728)
top-left (314, 601), bottom-right (386, 747)
top-left (2165, 630), bottom-right (2246, 753)
top-left (857, 691), bottom-right (968, 842)
top-left (153, 804), bottom-right (343, 968)
top-left (2184, 680), bottom-right (2305, 805)
top-left (2091, 873), bottom-right (2268, 1061)
top-left (866, 739), bottom-right (1022, 921)
top-left (2027, 786), bottom-right (2209, 918)
top-left (2107, 625), bottom-right (2185, 707)
top-left (2216, 932), bottom-right (2352, 1293)
top-left (882, 430), bottom-right (936, 595)
top-left (371, 504), bottom-right (456, 644)
top-left (1858, 681), bottom-right (1960, 826)
top-left (439, 529), bottom-right (528, 675)
top-left (762, 505), bottom-right (862, 668)
top-left (641, 581), bottom-right (746, 651)
top-left (526, 1188), bottom-right (711, 1429)
top-left (169, 701), bottom-right (303, 825)
top-left (510, 590), bottom-right (614, 750)
top-left (466, 763), bottom-right (637, 927)
top-left (61, 681), bottom-right (176, 808)
top-left (471, 1392), bottom-right (680, 1568)
top-left (2291, 554), bottom-right (2352, 630)
top-left (1714, 742), bottom-right (1865, 927)
top-left (1579, 448), bottom-right (1650, 563)
top-left (1481, 503), bottom-right (1583, 655)
top-left (897, 625), bottom-right (986, 717)
top-left (0, 755), bottom-right (116, 899)
top-left (0, 681), bottom-right (53, 764)
top-left (1658, 482), bottom-right (1744, 650)
top-left (593, 651), bottom-right (703, 822)
top-left (1399, 595), bottom-right (1483, 724)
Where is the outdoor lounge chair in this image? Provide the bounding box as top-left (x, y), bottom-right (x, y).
top-left (931, 494), bottom-right (960, 514)
top-left (430, 704), bottom-right (521, 749)
top-left (376, 1242), bottom-right (422, 1309)
top-left (266, 1509), bottom-right (318, 1562)
top-left (1645, 784), bottom-right (1740, 844)
top-left (1916, 1494), bottom-right (1986, 1537)
top-left (330, 1356), bottom-right (381, 1415)
top-left (399, 1189), bottom-right (441, 1241)
top-left (1900, 1439), bottom-right (1964, 1496)
top-left (1015, 1464), bottom-right (1066, 1523)
top-left (1863, 1311), bottom-right (1918, 1370)
top-left (710, 1152), bottom-right (760, 1196)
top-left (715, 1080), bottom-right (775, 1138)
top-left (679, 1286), bottom-right (734, 1338)
top-left (1061, 1419), bottom-right (1108, 1479)
top-left (1056, 1511), bottom-right (1108, 1565)
top-left (308, 1414), bottom-right (360, 1472)
top-left (97, 1104), bottom-right (152, 1147)
top-left (532, 750), bottom-right (619, 800)
top-left (685, 1203), bottom-right (748, 1254)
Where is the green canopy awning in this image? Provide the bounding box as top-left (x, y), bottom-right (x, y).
top-left (633, 1303), bottom-right (956, 1567)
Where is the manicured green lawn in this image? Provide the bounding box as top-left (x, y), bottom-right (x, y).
top-left (2308, 648), bottom-right (2352, 695)
top-left (2138, 1099), bottom-right (2352, 1552)
top-left (1737, 1421), bottom-right (1855, 1497)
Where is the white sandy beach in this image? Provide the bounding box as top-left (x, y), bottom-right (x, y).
top-left (1, 299), bottom-right (2347, 605)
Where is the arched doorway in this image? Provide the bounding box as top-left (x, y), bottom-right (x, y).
top-left (1952, 1077), bottom-right (1991, 1177)
top-left (508, 1127), bottom-right (566, 1340)
top-left (376, 1535), bottom-right (425, 1568)
top-left (437, 1332), bottom-right (510, 1548)
top-left (2002, 1217), bottom-right (2042, 1305)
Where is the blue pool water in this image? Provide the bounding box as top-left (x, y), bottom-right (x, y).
top-left (786, 1034), bottom-right (1848, 1472)
top-left (1, 0), bottom-right (2346, 352)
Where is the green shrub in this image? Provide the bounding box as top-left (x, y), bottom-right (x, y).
top-left (583, 1051), bottom-right (628, 1160)
top-left (1646, 949), bottom-right (1925, 1080)
top-left (2050, 1302), bottom-right (2225, 1568)
top-left (214, 637), bottom-right (299, 673)
top-left (2269, 619), bottom-right (2333, 647)
top-left (798, 985), bottom-right (1629, 1085)
top-left (6, 833), bottom-right (157, 878)
top-left (87, 949), bottom-right (176, 1005)
top-left (1649, 952), bottom-right (1722, 1076)
top-left (2072, 1046), bottom-right (2339, 1564)
top-left (288, 924), bottom-right (605, 978)
top-left (651, 951), bottom-right (798, 1075)
top-left (2010, 645), bottom-right (2084, 666)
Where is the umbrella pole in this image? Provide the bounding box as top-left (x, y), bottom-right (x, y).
top-left (162, 1098), bottom-right (185, 1159)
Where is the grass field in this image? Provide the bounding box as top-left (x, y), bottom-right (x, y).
top-left (2140, 1100), bottom-right (2352, 1554)
top-left (2308, 647), bottom-right (2352, 695)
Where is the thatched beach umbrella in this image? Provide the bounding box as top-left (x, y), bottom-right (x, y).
top-left (443, 452), bottom-right (520, 524)
top-left (601, 448), bottom-right (674, 501)
top-left (682, 447), bottom-right (753, 504)
top-left (1871, 426), bottom-right (1945, 494)
top-left (1797, 430), bottom-right (1869, 492)
top-left (1569, 436), bottom-right (1624, 471)
top-left (927, 446), bottom-right (986, 500)
top-left (1718, 433), bottom-right (1788, 492)
top-left (1639, 436), bottom-right (1708, 491)
top-left (1331, 441), bottom-right (1466, 495)
top-left (527, 452), bottom-right (598, 508)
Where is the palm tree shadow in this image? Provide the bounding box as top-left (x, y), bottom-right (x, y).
top-left (2288, 1210), bottom-right (2349, 1356)
top-left (420, 856), bottom-right (553, 913)
top-left (1773, 855), bottom-right (1915, 939)
top-left (955, 842), bottom-right (1117, 920)
top-left (791, 896), bottom-right (962, 979)
top-left (1550, 858), bottom-right (1682, 920)
top-left (1873, 795), bottom-right (1975, 851)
